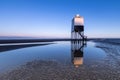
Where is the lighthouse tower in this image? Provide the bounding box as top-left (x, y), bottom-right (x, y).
top-left (71, 14), bottom-right (86, 40)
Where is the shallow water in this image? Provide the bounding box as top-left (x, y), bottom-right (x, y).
top-left (0, 41), bottom-right (106, 73)
top-left (0, 41), bottom-right (120, 80)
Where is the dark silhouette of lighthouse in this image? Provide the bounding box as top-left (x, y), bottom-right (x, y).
top-left (71, 14), bottom-right (87, 40)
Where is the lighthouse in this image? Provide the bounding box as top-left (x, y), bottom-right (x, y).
top-left (71, 14), bottom-right (86, 40)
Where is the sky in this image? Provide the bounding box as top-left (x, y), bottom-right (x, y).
top-left (0, 0), bottom-right (120, 39)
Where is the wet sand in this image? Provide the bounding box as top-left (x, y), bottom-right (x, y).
top-left (0, 54), bottom-right (120, 80)
top-left (0, 41), bottom-right (120, 80)
top-left (0, 43), bottom-right (53, 52)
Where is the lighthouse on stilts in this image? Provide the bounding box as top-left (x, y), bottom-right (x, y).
top-left (71, 14), bottom-right (87, 41)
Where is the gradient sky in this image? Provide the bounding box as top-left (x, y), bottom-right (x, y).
top-left (0, 0), bottom-right (120, 38)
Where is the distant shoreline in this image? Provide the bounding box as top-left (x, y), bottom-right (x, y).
top-left (0, 39), bottom-right (87, 44)
top-left (0, 38), bottom-right (120, 44)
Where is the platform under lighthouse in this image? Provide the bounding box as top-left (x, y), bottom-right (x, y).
top-left (71, 14), bottom-right (86, 40)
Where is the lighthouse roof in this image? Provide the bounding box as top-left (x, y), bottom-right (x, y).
top-left (75, 14), bottom-right (82, 18)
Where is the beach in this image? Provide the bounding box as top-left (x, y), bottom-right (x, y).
top-left (0, 39), bottom-right (120, 80)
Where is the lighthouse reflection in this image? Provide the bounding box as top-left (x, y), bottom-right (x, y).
top-left (71, 41), bottom-right (86, 67)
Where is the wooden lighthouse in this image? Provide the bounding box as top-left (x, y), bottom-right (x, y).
top-left (71, 14), bottom-right (86, 40)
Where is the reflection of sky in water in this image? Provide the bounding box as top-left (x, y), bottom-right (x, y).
top-left (84, 42), bottom-right (106, 62)
top-left (0, 41), bottom-right (106, 73)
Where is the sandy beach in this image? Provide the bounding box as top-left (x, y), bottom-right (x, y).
top-left (0, 40), bottom-right (120, 80)
top-left (0, 58), bottom-right (120, 80)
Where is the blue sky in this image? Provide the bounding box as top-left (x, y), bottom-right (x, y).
top-left (0, 0), bottom-right (120, 38)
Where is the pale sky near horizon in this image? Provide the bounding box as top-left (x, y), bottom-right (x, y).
top-left (0, 0), bottom-right (120, 38)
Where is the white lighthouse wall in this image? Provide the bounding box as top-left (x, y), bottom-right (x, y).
top-left (74, 17), bottom-right (84, 26)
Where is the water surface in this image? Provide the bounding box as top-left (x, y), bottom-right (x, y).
top-left (0, 41), bottom-right (120, 80)
top-left (0, 41), bottom-right (106, 72)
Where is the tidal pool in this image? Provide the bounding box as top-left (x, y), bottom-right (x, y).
top-left (0, 41), bottom-right (120, 80)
